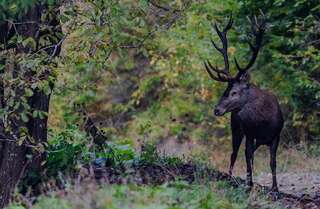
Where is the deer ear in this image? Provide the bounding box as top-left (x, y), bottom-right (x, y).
top-left (239, 72), bottom-right (250, 83)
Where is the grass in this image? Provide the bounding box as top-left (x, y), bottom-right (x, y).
top-left (8, 181), bottom-right (248, 209)
top-left (207, 141), bottom-right (320, 177)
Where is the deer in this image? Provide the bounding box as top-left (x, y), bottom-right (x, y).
top-left (203, 14), bottom-right (284, 193)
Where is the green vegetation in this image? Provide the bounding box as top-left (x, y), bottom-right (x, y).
top-left (50, 0), bottom-right (320, 146)
top-left (9, 181), bottom-right (248, 209)
top-left (0, 0), bottom-right (319, 208)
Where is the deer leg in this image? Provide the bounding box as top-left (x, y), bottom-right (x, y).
top-left (270, 135), bottom-right (280, 192)
top-left (254, 143), bottom-right (260, 153)
top-left (229, 130), bottom-right (244, 176)
top-left (245, 137), bottom-right (254, 188)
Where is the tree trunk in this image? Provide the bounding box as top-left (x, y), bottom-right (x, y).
top-left (0, 3), bottom-right (61, 207)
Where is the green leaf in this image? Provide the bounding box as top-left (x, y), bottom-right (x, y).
top-left (31, 82), bottom-right (38, 89)
top-left (25, 88), bottom-right (34, 97)
top-left (32, 110), bottom-right (38, 118)
top-left (22, 37), bottom-right (36, 49)
top-left (21, 112), bottom-right (29, 122)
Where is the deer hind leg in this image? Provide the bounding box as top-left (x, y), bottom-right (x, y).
top-left (245, 137), bottom-right (254, 188)
top-left (254, 142), bottom-right (261, 153)
top-left (229, 129), bottom-right (244, 176)
top-left (270, 135), bottom-right (280, 192)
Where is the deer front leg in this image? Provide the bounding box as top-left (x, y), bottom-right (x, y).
top-left (229, 114), bottom-right (244, 176)
top-left (245, 137), bottom-right (254, 188)
top-left (229, 128), bottom-right (244, 176)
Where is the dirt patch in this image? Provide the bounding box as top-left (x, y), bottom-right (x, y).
top-left (257, 172), bottom-right (320, 200)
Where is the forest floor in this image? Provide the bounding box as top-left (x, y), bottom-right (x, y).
top-left (93, 163), bottom-right (320, 208)
top-left (8, 138), bottom-right (320, 209)
top-left (257, 172), bottom-right (320, 200)
top-left (15, 161), bottom-right (319, 209)
top-left (8, 160), bottom-right (320, 209)
top-left (155, 137), bottom-right (320, 208)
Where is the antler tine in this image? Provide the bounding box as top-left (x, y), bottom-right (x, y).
top-left (207, 60), bottom-right (231, 81)
top-left (204, 61), bottom-right (230, 82)
top-left (206, 50), bottom-right (228, 75)
top-left (204, 61), bottom-right (222, 81)
top-left (251, 14), bottom-right (266, 36)
top-left (208, 15), bottom-right (233, 78)
top-left (210, 39), bottom-right (223, 54)
top-left (235, 13), bottom-right (266, 74)
top-left (223, 15), bottom-right (233, 32)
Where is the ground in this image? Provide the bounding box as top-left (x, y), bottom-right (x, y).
top-left (7, 132), bottom-right (320, 209)
top-left (156, 136), bottom-right (320, 202)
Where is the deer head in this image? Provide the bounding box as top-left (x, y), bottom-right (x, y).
top-left (204, 13), bottom-right (266, 116)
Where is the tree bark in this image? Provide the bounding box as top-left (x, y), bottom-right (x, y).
top-left (0, 3), bottom-right (61, 207)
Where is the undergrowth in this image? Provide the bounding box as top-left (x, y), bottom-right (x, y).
top-left (9, 181), bottom-right (249, 209)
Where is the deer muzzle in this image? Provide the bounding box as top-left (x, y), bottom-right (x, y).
top-left (214, 107), bottom-right (225, 116)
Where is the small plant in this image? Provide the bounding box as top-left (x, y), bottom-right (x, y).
top-left (46, 125), bottom-right (90, 177)
top-left (139, 143), bottom-right (159, 165)
top-left (93, 142), bottom-right (136, 167)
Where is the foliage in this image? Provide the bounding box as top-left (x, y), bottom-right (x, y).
top-left (47, 0), bottom-right (319, 155)
top-left (8, 181), bottom-right (248, 209)
top-left (0, 0), bottom-right (58, 22)
top-left (46, 126), bottom-right (90, 176)
top-left (46, 126), bottom-right (140, 177)
top-left (0, 0), bottom-right (63, 152)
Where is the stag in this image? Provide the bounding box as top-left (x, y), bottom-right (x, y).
top-left (204, 14), bottom-right (283, 192)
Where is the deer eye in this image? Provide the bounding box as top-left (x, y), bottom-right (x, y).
top-left (231, 91), bottom-right (237, 96)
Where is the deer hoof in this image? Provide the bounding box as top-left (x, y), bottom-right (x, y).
top-left (269, 187), bottom-right (280, 200)
top-left (271, 186), bottom-right (279, 193)
top-left (269, 191), bottom-right (280, 201)
top-left (245, 184), bottom-right (253, 192)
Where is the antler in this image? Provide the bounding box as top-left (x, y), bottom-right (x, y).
top-left (234, 12), bottom-right (266, 78)
top-left (204, 15), bottom-right (234, 82)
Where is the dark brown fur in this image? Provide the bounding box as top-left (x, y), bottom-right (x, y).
top-left (215, 81), bottom-right (283, 192)
top-left (203, 14), bottom-right (284, 192)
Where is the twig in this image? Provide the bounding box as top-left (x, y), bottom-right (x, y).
top-left (5, 20), bottom-right (39, 25)
top-left (49, 35), bottom-right (67, 60)
top-left (0, 137), bottom-right (40, 149)
top-left (230, 175), bottom-right (241, 186)
top-left (6, 19), bottom-right (19, 36)
top-left (301, 39), bottom-right (320, 47)
top-left (119, 29), bottom-right (158, 49)
top-left (31, 35), bottom-right (67, 58)
top-left (148, 0), bottom-right (171, 11)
